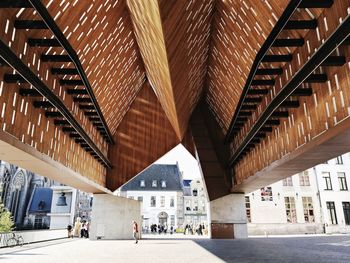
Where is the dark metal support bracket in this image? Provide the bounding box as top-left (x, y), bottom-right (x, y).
top-left (0, 39), bottom-right (112, 168)
top-left (28, 0), bottom-right (114, 144)
top-left (228, 14), bottom-right (350, 166)
top-left (224, 0), bottom-right (303, 144)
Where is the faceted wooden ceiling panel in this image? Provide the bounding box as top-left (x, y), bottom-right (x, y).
top-left (107, 82), bottom-right (180, 191)
top-left (40, 0), bottom-right (145, 134)
top-left (206, 0), bottom-right (289, 133)
top-left (127, 0), bottom-right (214, 139)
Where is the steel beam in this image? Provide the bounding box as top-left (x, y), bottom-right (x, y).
top-left (251, 79), bottom-right (275, 86)
top-left (4, 74), bottom-right (26, 83)
top-left (51, 68), bottom-right (79, 75)
top-left (299, 0), bottom-right (333, 8)
top-left (321, 56), bottom-right (346, 67)
top-left (19, 88), bottom-right (41, 97)
top-left (228, 14), bottom-right (350, 166)
top-left (14, 20), bottom-right (47, 29)
top-left (292, 88), bottom-right (313, 96)
top-left (28, 38), bottom-right (61, 47)
top-left (224, 0), bottom-right (303, 143)
top-left (304, 74), bottom-right (328, 83)
top-left (247, 89), bottom-right (269, 95)
top-left (73, 97), bottom-right (91, 103)
top-left (284, 19), bottom-right (318, 30)
top-left (28, 0), bottom-right (114, 144)
top-left (262, 54), bottom-right (293, 62)
top-left (59, 79), bottom-right (84, 86)
top-left (280, 100), bottom-right (300, 108)
top-left (41, 55), bottom-right (71, 62)
top-left (272, 38), bottom-right (305, 47)
top-left (33, 101), bottom-right (54, 108)
top-left (256, 68), bottom-right (283, 75)
top-left (66, 89), bottom-right (88, 95)
top-left (0, 0), bottom-right (32, 8)
top-left (0, 39), bottom-right (111, 168)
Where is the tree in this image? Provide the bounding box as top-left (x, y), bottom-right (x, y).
top-left (0, 202), bottom-right (14, 232)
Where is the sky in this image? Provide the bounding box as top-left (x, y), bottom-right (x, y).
top-left (155, 144), bottom-right (202, 180)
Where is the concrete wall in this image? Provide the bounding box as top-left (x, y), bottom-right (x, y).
top-left (90, 194), bottom-right (141, 240)
top-left (0, 229), bottom-right (67, 248)
top-left (210, 193), bottom-right (247, 238)
top-left (248, 223), bottom-right (324, 236)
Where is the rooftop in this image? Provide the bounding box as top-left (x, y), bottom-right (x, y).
top-left (120, 164), bottom-right (183, 192)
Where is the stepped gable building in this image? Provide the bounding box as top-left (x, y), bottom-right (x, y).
top-left (120, 164), bottom-right (184, 230)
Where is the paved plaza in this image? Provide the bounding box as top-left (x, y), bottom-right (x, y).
top-left (0, 235), bottom-right (349, 263)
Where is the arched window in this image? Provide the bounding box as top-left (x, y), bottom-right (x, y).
top-left (10, 171), bottom-right (25, 221)
top-left (0, 169), bottom-right (11, 206)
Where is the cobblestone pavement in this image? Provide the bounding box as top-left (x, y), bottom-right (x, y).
top-left (0, 235), bottom-right (349, 263)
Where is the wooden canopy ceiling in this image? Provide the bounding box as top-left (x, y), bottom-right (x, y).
top-left (0, 0), bottom-right (338, 195)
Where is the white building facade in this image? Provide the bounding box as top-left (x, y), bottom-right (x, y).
top-left (120, 164), bottom-right (184, 231)
top-left (183, 179), bottom-right (208, 226)
top-left (247, 153), bottom-right (350, 235)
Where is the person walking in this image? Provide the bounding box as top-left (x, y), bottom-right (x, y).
top-left (132, 220), bottom-right (139, 244)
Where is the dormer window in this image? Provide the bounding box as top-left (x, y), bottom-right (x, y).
top-left (161, 180), bottom-right (166, 188)
top-left (152, 180), bottom-right (157, 187)
top-left (140, 180), bottom-right (145, 187)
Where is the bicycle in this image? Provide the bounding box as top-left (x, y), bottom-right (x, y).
top-left (6, 232), bottom-right (24, 248)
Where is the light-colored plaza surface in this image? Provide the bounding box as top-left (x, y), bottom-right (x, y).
top-left (0, 236), bottom-right (223, 263)
top-left (1, 234), bottom-right (350, 263)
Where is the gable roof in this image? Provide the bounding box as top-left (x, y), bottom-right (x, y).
top-left (120, 164), bottom-right (183, 191)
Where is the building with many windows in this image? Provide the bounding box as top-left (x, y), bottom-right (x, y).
top-left (120, 164), bottom-right (184, 231)
top-left (246, 153), bottom-right (350, 235)
top-left (183, 179), bottom-right (208, 226)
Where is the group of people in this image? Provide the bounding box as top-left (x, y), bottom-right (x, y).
top-left (149, 224), bottom-right (174, 234)
top-left (184, 223), bottom-right (206, 235)
top-left (67, 217), bottom-right (89, 238)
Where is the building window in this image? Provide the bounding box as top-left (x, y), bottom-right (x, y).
top-left (343, 202), bottom-right (350, 225)
top-left (34, 216), bottom-right (43, 229)
top-left (326, 201), bottom-right (337, 224)
top-left (193, 200), bottom-right (198, 211)
top-left (137, 196), bottom-right (143, 202)
top-left (323, 172), bottom-right (332, 190)
top-left (302, 197), bottom-right (314, 223)
top-left (170, 197), bottom-right (174, 207)
top-left (140, 180), bottom-right (145, 187)
top-left (338, 172), bottom-right (348, 191)
top-left (160, 196), bottom-right (165, 207)
top-left (336, 156), bottom-right (343, 164)
top-left (170, 215), bottom-right (175, 226)
top-left (299, 171), bottom-right (310, 186)
top-left (193, 189), bottom-right (198, 196)
top-left (150, 196), bottom-right (156, 207)
top-left (185, 200), bottom-right (191, 211)
top-left (283, 177), bottom-right (293, 186)
top-left (285, 197), bottom-right (297, 223)
top-left (245, 196), bottom-right (251, 223)
top-left (152, 180), bottom-right (157, 187)
top-left (128, 196), bottom-right (134, 200)
top-left (161, 180), bottom-right (166, 188)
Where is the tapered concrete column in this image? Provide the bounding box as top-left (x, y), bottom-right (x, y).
top-left (90, 194), bottom-right (141, 240)
top-left (210, 193), bottom-right (247, 239)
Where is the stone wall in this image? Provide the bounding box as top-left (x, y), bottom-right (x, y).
top-left (90, 194), bottom-right (141, 240)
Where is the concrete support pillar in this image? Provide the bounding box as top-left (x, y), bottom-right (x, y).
top-left (90, 194), bottom-right (141, 240)
top-left (210, 193), bottom-right (247, 239)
